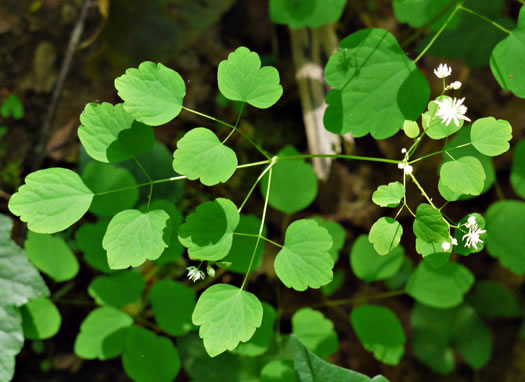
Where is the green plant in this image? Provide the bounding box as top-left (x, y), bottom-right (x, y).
top-left (3, 1), bottom-right (525, 381)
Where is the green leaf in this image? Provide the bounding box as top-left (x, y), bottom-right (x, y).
top-left (20, 297), bottom-right (61, 340)
top-left (81, 162), bottom-right (139, 217)
top-left (292, 336), bottom-right (389, 382)
top-left (350, 235), bottom-right (405, 283)
top-left (78, 103), bottom-right (155, 163)
top-left (0, 305), bottom-right (23, 382)
top-left (260, 146), bottom-right (318, 214)
top-left (261, 360), bottom-right (295, 382)
top-left (368, 217), bottom-right (403, 256)
top-left (486, 200), bottom-right (525, 274)
top-left (412, 204), bottom-right (449, 243)
top-left (24, 232), bottom-right (79, 282)
top-left (406, 262), bottom-right (475, 308)
top-left (172, 127), bottom-right (238, 186)
top-left (292, 308), bottom-right (338, 358)
top-left (222, 215), bottom-right (266, 274)
top-left (372, 182), bottom-right (405, 208)
top-left (103, 209), bottom-right (169, 269)
top-left (351, 305), bottom-right (406, 365)
top-left (269, 0), bottom-right (346, 29)
top-left (470, 117), bottom-right (512, 156)
top-left (74, 306), bottom-right (133, 360)
top-left (393, 0), bottom-right (456, 29)
top-left (324, 29), bottom-right (430, 139)
top-left (423, 96), bottom-right (464, 139)
top-left (321, 269), bottom-right (345, 297)
top-left (192, 283), bottom-right (263, 357)
top-left (217, 47), bottom-right (283, 109)
top-left (403, 120), bottom-right (420, 138)
top-left (439, 125), bottom-right (495, 201)
top-left (311, 217), bottom-right (346, 262)
top-left (511, 139), bottom-right (525, 198)
top-left (88, 271), bottom-right (145, 307)
top-left (453, 213), bottom-right (487, 255)
top-left (274, 219), bottom-right (334, 291)
top-left (0, 215), bottom-right (49, 307)
top-left (412, 303), bottom-right (492, 373)
top-left (75, 220), bottom-right (113, 273)
top-left (490, 6), bottom-right (525, 98)
top-left (440, 156), bottom-right (486, 196)
top-left (384, 257), bottom-right (414, 290)
top-left (122, 326), bottom-right (181, 382)
top-left (115, 61), bottom-right (186, 126)
top-left (234, 302), bottom-right (276, 357)
top-left (178, 198), bottom-right (240, 261)
top-left (467, 280), bottom-right (520, 318)
top-left (8, 168), bottom-right (94, 234)
top-left (149, 280), bottom-right (196, 337)
top-left (0, 93), bottom-right (24, 119)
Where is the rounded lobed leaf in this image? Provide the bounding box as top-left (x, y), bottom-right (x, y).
top-left (8, 168), bottom-right (94, 234)
top-left (88, 271), bottom-right (145, 307)
top-left (440, 156), bottom-right (486, 196)
top-left (350, 235), bottom-right (405, 283)
top-left (115, 61), bottom-right (186, 126)
top-left (274, 219), bottom-right (334, 291)
top-left (372, 182), bottom-right (405, 208)
top-left (470, 117), bottom-right (512, 156)
top-left (406, 262), bottom-right (475, 308)
top-left (351, 305), bottom-right (406, 365)
top-left (292, 308), bottom-right (338, 358)
top-left (324, 28), bottom-right (430, 139)
top-left (368, 217), bottom-right (403, 256)
top-left (122, 326), bottom-right (181, 382)
top-left (25, 232), bottom-right (79, 282)
top-left (234, 302), bottom-right (276, 357)
top-left (172, 127), bottom-right (238, 186)
top-left (75, 220), bottom-right (113, 273)
top-left (78, 102), bottom-right (155, 163)
top-left (103, 209), bottom-right (169, 269)
top-left (178, 198), bottom-right (240, 261)
top-left (192, 284), bottom-right (263, 357)
top-left (412, 204), bottom-right (450, 243)
top-left (269, 0), bottom-right (346, 29)
top-left (20, 297), bottom-right (61, 340)
top-left (217, 47), bottom-right (283, 109)
top-left (311, 217), bottom-right (346, 262)
top-left (74, 306), bottom-right (133, 360)
top-left (490, 6), bottom-right (525, 98)
top-left (149, 280), bottom-right (196, 337)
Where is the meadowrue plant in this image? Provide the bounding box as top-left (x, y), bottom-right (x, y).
top-left (3, 1), bottom-right (525, 381)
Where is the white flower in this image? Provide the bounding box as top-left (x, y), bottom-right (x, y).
top-left (434, 63), bottom-right (452, 78)
top-left (186, 266), bottom-right (205, 282)
top-left (462, 217), bottom-right (486, 249)
top-left (401, 148), bottom-right (407, 154)
top-left (441, 241), bottom-right (451, 251)
top-left (450, 81), bottom-right (462, 90)
top-left (398, 162), bottom-right (405, 169)
top-left (434, 97), bottom-right (471, 127)
top-left (404, 165), bottom-right (413, 175)
top-left (451, 238), bottom-right (458, 246)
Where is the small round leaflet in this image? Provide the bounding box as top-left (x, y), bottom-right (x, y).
top-left (470, 117), bottom-right (512, 156)
top-left (368, 217), bottom-right (403, 255)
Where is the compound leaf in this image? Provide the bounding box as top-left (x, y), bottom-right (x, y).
top-left (218, 47), bottom-right (282, 109)
top-left (103, 209), bottom-right (169, 269)
top-left (192, 284), bottom-right (263, 357)
top-left (372, 182), bottom-right (405, 208)
top-left (274, 219), bottom-right (334, 291)
top-left (351, 305), bottom-right (406, 365)
top-left (178, 198), bottom-right (240, 261)
top-left (470, 117), bottom-right (512, 156)
top-left (115, 61), bottom-right (186, 126)
top-left (324, 29), bottom-right (429, 139)
top-left (78, 102), bottom-right (155, 163)
top-left (172, 127), bottom-right (237, 186)
top-left (8, 168), bottom-right (94, 234)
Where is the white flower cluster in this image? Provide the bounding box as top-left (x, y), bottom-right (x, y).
top-left (462, 216), bottom-right (486, 249)
top-left (186, 266), bottom-right (205, 282)
top-left (398, 148), bottom-right (413, 175)
top-left (433, 64), bottom-right (470, 127)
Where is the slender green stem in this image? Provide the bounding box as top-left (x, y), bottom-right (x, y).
top-left (241, 165), bottom-right (274, 290)
top-left (414, 1), bottom-right (464, 63)
top-left (237, 160), bottom-right (271, 169)
top-left (409, 143), bottom-right (472, 164)
top-left (308, 289), bottom-right (406, 310)
top-left (459, 5), bottom-right (512, 34)
top-left (134, 158), bottom-right (153, 208)
top-left (222, 102), bottom-right (245, 144)
top-left (277, 154), bottom-right (400, 165)
top-left (409, 173), bottom-right (438, 209)
top-left (51, 281), bottom-right (75, 301)
top-left (182, 106), bottom-right (271, 160)
top-left (404, 202), bottom-right (416, 218)
top-left (238, 161), bottom-right (276, 213)
top-left (233, 232), bottom-right (283, 248)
